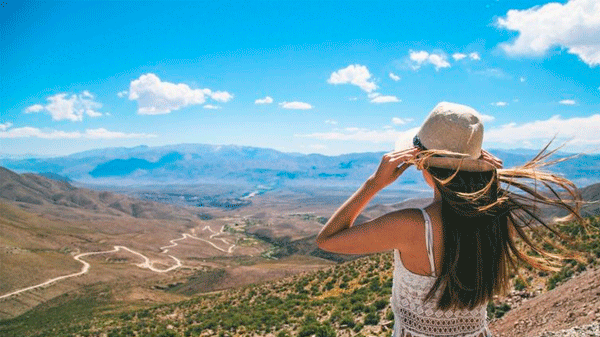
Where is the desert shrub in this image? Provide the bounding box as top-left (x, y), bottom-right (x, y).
top-left (351, 303), bottom-right (365, 313)
top-left (340, 314), bottom-right (356, 328)
top-left (364, 312), bottom-right (379, 325)
top-left (487, 302), bottom-right (511, 319)
top-left (365, 305), bottom-right (377, 313)
top-left (336, 299), bottom-right (351, 310)
top-left (353, 322), bottom-right (364, 332)
top-left (374, 299), bottom-right (388, 311)
top-left (298, 322), bottom-right (335, 337)
top-left (514, 278), bottom-right (527, 291)
top-left (386, 309), bottom-right (394, 321)
top-left (547, 266), bottom-right (574, 290)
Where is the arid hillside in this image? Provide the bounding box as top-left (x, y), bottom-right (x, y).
top-left (0, 167), bottom-right (334, 320)
top-left (490, 265), bottom-right (600, 336)
top-left (1, 213), bottom-right (598, 336)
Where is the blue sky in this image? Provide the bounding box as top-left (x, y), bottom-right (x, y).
top-left (1, 0), bottom-right (599, 156)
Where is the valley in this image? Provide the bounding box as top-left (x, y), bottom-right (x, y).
top-left (1, 143), bottom-right (599, 335)
top-left (2, 166), bottom-right (420, 321)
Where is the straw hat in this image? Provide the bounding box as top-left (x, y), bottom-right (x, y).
top-left (396, 102), bottom-right (495, 172)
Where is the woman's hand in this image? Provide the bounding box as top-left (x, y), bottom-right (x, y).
top-left (480, 149), bottom-right (503, 169)
top-left (369, 147), bottom-right (420, 189)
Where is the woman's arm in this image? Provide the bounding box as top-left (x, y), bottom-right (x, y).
top-left (315, 147), bottom-right (419, 253)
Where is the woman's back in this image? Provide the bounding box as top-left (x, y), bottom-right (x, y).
top-left (316, 102), bottom-right (583, 337)
top-left (392, 205), bottom-right (491, 337)
top-left (397, 203), bottom-right (443, 278)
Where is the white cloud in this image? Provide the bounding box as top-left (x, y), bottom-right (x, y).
top-left (325, 119), bottom-right (338, 125)
top-left (428, 54), bottom-right (451, 70)
top-left (24, 92), bottom-right (103, 122)
top-left (391, 117), bottom-right (413, 125)
top-left (559, 99), bottom-right (576, 105)
top-left (520, 77), bottom-right (526, 82)
top-left (203, 104), bottom-right (221, 109)
top-left (203, 89), bottom-right (234, 103)
top-left (469, 52), bottom-right (481, 60)
top-left (348, 97), bottom-right (358, 101)
top-left (296, 127), bottom-right (419, 143)
top-left (475, 68), bottom-right (510, 79)
top-left (452, 52), bottom-right (480, 61)
top-left (0, 122), bottom-right (13, 131)
top-left (491, 101), bottom-right (508, 107)
top-left (497, 0), bottom-right (600, 67)
top-left (0, 127), bottom-right (156, 139)
top-left (452, 53), bottom-right (467, 61)
top-left (308, 144), bottom-right (326, 150)
top-left (473, 112), bottom-right (496, 123)
top-left (84, 128), bottom-right (156, 139)
top-left (370, 95), bottom-right (400, 104)
top-left (117, 90), bottom-right (128, 98)
top-left (409, 50), bottom-right (451, 70)
top-left (389, 72), bottom-right (401, 81)
top-left (344, 127), bottom-right (366, 132)
top-left (128, 73), bottom-right (233, 114)
top-left (367, 91), bottom-right (400, 103)
top-left (255, 96), bottom-right (274, 104)
top-left (327, 64), bottom-right (377, 92)
top-left (0, 127), bottom-right (81, 139)
top-left (485, 114), bottom-right (600, 147)
top-left (279, 101), bottom-right (313, 110)
top-left (25, 104), bottom-right (44, 113)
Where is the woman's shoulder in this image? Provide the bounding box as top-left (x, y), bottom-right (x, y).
top-left (388, 201), bottom-right (441, 219)
top-left (377, 207), bottom-right (432, 235)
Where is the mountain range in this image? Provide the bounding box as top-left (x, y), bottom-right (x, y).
top-left (1, 144), bottom-right (599, 189)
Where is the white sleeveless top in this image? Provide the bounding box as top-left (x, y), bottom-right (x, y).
top-left (390, 208), bottom-right (491, 337)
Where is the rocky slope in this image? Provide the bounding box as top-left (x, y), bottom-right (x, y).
top-left (490, 265), bottom-right (600, 336)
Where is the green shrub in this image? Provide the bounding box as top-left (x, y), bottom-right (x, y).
top-left (353, 323), bottom-right (364, 333)
top-left (374, 299), bottom-right (388, 311)
top-left (386, 309), bottom-right (394, 321)
top-left (364, 312), bottom-right (379, 325)
top-left (487, 302), bottom-right (511, 319)
top-left (514, 278), bottom-right (527, 291)
top-left (340, 314), bottom-right (355, 328)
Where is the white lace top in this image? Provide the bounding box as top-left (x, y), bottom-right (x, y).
top-left (390, 208), bottom-right (491, 337)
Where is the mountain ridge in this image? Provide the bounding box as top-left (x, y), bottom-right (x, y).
top-left (2, 143), bottom-right (599, 188)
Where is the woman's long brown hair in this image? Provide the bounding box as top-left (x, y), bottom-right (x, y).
top-left (414, 143), bottom-right (585, 310)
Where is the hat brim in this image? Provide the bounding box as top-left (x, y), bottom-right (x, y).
top-left (420, 156), bottom-right (495, 172)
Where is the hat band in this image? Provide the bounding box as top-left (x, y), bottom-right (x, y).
top-left (413, 135), bottom-right (427, 150)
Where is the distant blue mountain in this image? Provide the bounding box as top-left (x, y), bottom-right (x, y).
top-left (1, 144), bottom-right (598, 188)
top-left (89, 152), bottom-right (183, 177)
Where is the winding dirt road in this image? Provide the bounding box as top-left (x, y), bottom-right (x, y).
top-left (0, 225), bottom-right (236, 301)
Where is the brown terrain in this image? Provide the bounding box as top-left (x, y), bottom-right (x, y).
top-left (490, 265), bottom-right (600, 336)
top-left (1, 166), bottom-right (599, 336)
top-left (0, 167), bottom-right (337, 319)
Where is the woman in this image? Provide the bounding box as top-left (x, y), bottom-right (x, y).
top-left (316, 102), bottom-right (582, 337)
